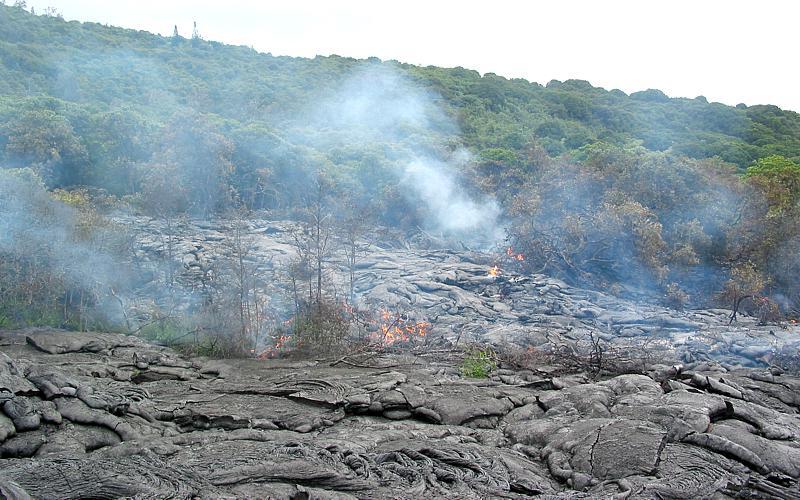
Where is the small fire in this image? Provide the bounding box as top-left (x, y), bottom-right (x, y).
top-left (488, 265), bottom-right (501, 277)
top-left (506, 247), bottom-right (525, 261)
top-left (371, 309), bottom-right (430, 346)
top-left (258, 335), bottom-right (290, 359)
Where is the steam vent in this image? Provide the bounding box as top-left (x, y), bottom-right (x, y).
top-left (2, 2), bottom-right (800, 498)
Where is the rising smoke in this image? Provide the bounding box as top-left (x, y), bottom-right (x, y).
top-left (302, 64), bottom-right (504, 247)
top-left (402, 155), bottom-right (503, 245)
top-left (0, 168), bottom-right (133, 326)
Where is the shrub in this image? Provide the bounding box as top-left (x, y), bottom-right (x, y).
top-left (499, 331), bottom-right (670, 377)
top-left (664, 282), bottom-right (690, 310)
top-left (292, 300), bottom-right (351, 356)
top-left (755, 296), bottom-right (782, 325)
top-left (461, 347), bottom-right (497, 378)
top-left (138, 318), bottom-right (186, 345)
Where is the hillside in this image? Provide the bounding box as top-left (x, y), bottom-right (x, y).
top-left (1, 3), bottom-right (800, 185)
top-left (1, 3), bottom-right (800, 330)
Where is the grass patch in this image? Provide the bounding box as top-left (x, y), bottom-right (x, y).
top-left (137, 319), bottom-right (187, 344)
top-left (461, 347), bottom-right (497, 378)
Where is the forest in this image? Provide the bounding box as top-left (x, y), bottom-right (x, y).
top-left (1, 2), bottom-right (800, 341)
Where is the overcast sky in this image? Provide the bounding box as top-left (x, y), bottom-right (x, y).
top-left (24, 0), bottom-right (800, 111)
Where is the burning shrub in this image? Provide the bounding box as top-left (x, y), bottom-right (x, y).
top-left (506, 246), bottom-right (525, 261)
top-left (370, 308), bottom-right (430, 347)
top-left (267, 305), bottom-right (432, 360)
top-left (258, 334), bottom-right (291, 359)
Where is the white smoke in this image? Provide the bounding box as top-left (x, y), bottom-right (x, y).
top-left (303, 63), bottom-right (504, 246)
top-left (403, 156), bottom-right (503, 242)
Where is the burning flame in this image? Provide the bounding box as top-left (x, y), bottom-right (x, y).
top-left (506, 247), bottom-right (525, 261)
top-left (371, 308), bottom-right (430, 346)
top-left (489, 246), bottom-right (523, 277)
top-left (258, 335), bottom-right (290, 359)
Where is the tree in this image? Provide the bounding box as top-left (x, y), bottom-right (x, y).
top-left (744, 155), bottom-right (800, 216)
top-left (285, 173), bottom-right (353, 354)
top-left (4, 110), bottom-right (88, 188)
top-left (338, 196), bottom-right (372, 305)
top-left (156, 112), bottom-right (235, 216)
top-left (720, 262), bottom-right (768, 324)
top-left (135, 160), bottom-right (189, 292)
top-left (300, 174), bottom-right (334, 311)
top-left (215, 212), bottom-right (269, 354)
top-left (287, 172), bottom-right (333, 315)
top-left (42, 6), bottom-right (61, 18)
top-left (171, 25), bottom-right (181, 46)
top-left (191, 21), bottom-right (201, 46)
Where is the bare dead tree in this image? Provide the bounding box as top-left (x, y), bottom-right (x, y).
top-left (291, 174), bottom-right (334, 313)
top-left (188, 210), bottom-right (274, 355)
top-left (338, 197), bottom-right (372, 305)
top-left (281, 172), bottom-right (366, 356)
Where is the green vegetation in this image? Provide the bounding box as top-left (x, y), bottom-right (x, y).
top-left (1, 2), bottom-right (800, 339)
top-left (0, 166), bottom-right (131, 332)
top-left (1, 4), bottom-right (799, 199)
top-left (744, 155), bottom-right (800, 215)
top-left (461, 348), bottom-right (497, 379)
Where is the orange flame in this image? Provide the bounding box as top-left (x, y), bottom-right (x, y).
top-left (371, 308), bottom-right (430, 346)
top-left (507, 247), bottom-right (525, 261)
top-left (258, 335), bottom-right (290, 359)
top-left (488, 265), bottom-right (501, 277)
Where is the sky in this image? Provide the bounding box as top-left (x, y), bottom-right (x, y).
top-left (24, 0), bottom-right (800, 111)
